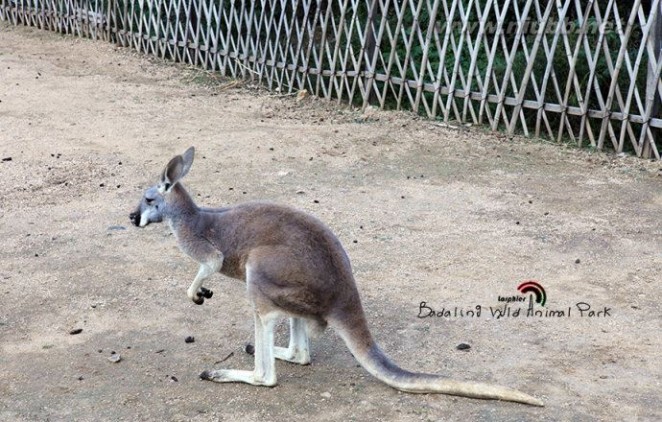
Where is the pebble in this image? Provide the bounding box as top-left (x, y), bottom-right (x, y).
top-left (185, 336), bottom-right (195, 344)
top-left (69, 328), bottom-right (83, 335)
top-left (245, 344), bottom-right (255, 355)
top-left (108, 353), bottom-right (121, 363)
top-left (320, 392), bottom-right (331, 399)
top-left (456, 343), bottom-right (471, 351)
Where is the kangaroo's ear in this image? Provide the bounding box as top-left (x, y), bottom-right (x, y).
top-left (160, 147), bottom-right (195, 192)
top-left (180, 146), bottom-right (195, 177)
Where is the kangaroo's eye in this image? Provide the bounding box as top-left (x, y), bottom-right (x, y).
top-left (146, 198), bottom-right (154, 205)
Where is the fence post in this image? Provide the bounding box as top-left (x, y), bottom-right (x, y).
top-left (363, 0), bottom-right (379, 107)
top-left (645, 1), bottom-right (662, 158)
top-left (107, 0), bottom-right (113, 42)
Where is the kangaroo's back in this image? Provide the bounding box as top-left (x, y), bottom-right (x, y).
top-left (193, 202), bottom-right (347, 276)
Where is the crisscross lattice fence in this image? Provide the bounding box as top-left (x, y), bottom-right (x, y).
top-left (3, 0), bottom-right (662, 159)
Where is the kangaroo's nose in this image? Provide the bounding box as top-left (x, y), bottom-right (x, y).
top-left (129, 211), bottom-right (141, 227)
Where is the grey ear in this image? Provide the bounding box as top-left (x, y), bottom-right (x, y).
top-left (161, 147), bottom-right (195, 190)
top-left (180, 147), bottom-right (195, 177)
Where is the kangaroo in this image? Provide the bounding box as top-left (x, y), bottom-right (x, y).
top-left (130, 147), bottom-right (544, 407)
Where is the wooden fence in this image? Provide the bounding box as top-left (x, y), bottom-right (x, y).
top-left (3, 0), bottom-right (662, 159)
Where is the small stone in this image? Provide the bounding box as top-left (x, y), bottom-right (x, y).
top-left (245, 344), bottom-right (255, 355)
top-left (296, 89), bottom-right (309, 102)
top-left (107, 225), bottom-right (126, 231)
top-left (456, 343), bottom-right (471, 351)
top-left (69, 328), bottom-right (83, 335)
top-left (185, 336), bottom-right (195, 344)
top-left (320, 391), bottom-right (331, 399)
top-left (170, 376), bottom-right (178, 382)
top-left (575, 259), bottom-right (581, 264)
top-left (108, 353), bottom-right (121, 363)
top-left (1, 157), bottom-right (12, 162)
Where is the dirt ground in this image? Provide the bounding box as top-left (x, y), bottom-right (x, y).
top-left (1, 22), bottom-right (661, 422)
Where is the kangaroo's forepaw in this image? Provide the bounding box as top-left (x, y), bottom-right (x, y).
top-left (191, 287), bottom-right (213, 305)
top-left (200, 287), bottom-right (213, 299)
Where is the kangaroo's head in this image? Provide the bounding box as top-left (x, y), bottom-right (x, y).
top-left (130, 186), bottom-right (164, 227)
top-left (130, 146), bottom-right (195, 227)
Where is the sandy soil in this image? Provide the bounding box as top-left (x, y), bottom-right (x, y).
top-left (1, 22), bottom-right (661, 422)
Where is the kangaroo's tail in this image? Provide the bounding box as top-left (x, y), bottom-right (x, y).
top-left (331, 312), bottom-right (544, 407)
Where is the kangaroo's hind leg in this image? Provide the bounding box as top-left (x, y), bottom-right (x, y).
top-left (200, 311), bottom-right (278, 386)
top-left (274, 317), bottom-right (311, 365)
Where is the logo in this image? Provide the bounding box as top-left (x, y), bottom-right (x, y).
top-left (418, 279), bottom-right (613, 320)
top-left (496, 279), bottom-right (547, 306)
top-left (517, 280), bottom-right (546, 306)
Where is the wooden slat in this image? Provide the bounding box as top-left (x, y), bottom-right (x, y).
top-left (2, 0), bottom-right (662, 159)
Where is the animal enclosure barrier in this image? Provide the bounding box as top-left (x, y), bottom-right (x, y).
top-left (2, 0), bottom-right (662, 159)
